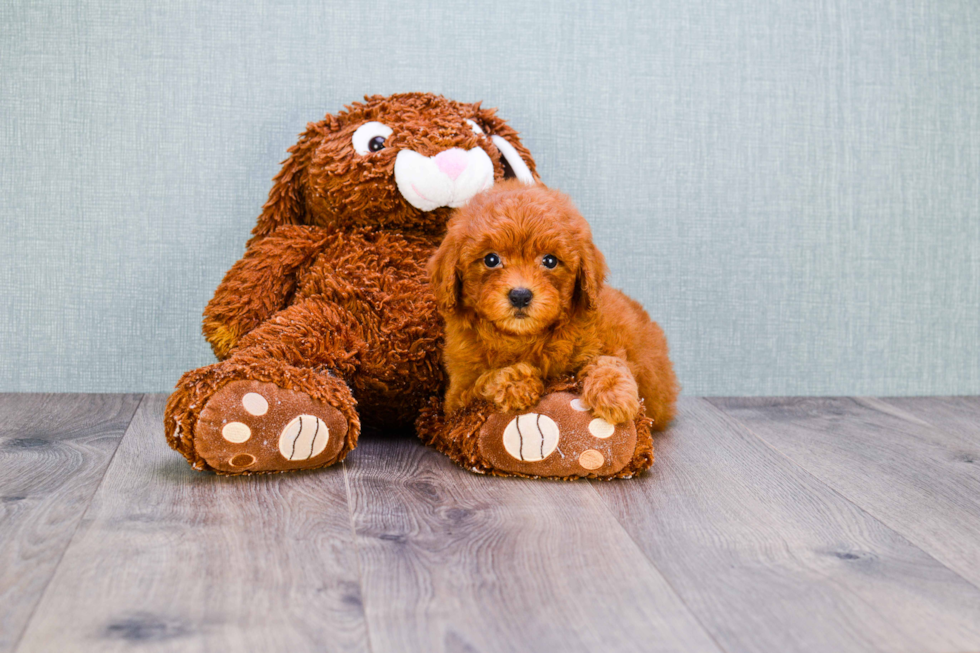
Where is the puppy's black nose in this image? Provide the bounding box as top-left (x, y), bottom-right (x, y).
top-left (508, 287), bottom-right (533, 309)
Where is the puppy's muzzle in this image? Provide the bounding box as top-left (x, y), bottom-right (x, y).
top-left (508, 287), bottom-right (534, 309)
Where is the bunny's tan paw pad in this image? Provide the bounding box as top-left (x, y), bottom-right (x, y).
top-left (476, 391), bottom-right (637, 479)
top-left (193, 380), bottom-right (349, 474)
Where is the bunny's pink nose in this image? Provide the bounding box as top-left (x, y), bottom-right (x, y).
top-left (434, 148), bottom-right (468, 181)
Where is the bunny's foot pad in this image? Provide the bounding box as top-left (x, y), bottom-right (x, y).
top-left (477, 392), bottom-right (639, 478)
top-left (194, 380), bottom-right (349, 474)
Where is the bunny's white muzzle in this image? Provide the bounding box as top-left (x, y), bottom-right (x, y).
top-left (394, 147), bottom-right (495, 212)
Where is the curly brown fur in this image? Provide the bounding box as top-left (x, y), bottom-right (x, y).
top-left (166, 93), bottom-right (538, 473)
top-left (429, 181), bottom-right (679, 430)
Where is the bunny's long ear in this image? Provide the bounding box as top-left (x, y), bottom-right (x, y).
top-left (473, 105), bottom-right (539, 186)
top-left (248, 122), bottom-right (323, 243)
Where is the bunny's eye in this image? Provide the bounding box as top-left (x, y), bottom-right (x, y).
top-left (484, 253), bottom-right (501, 268)
top-left (466, 119), bottom-right (486, 136)
top-left (542, 254), bottom-right (559, 269)
top-left (352, 122), bottom-right (393, 155)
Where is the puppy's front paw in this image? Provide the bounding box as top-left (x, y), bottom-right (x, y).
top-left (582, 356), bottom-right (641, 425)
top-left (477, 363), bottom-right (544, 413)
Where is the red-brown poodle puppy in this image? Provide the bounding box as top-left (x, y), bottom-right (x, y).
top-left (429, 181), bottom-right (678, 429)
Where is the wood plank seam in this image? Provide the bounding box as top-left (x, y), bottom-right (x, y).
top-left (706, 397), bottom-right (980, 595)
top-left (862, 396), bottom-right (979, 447)
top-left (8, 393), bottom-right (143, 653)
top-left (342, 460), bottom-right (377, 653)
top-left (585, 480), bottom-right (733, 653)
top-left (855, 397), bottom-right (936, 429)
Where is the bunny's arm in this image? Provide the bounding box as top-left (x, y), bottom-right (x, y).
top-left (202, 225), bottom-right (330, 359)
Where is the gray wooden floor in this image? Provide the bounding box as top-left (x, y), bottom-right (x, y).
top-left (2, 395), bottom-right (980, 653)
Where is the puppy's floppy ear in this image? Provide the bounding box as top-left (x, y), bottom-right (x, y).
top-left (428, 226), bottom-right (464, 315)
top-left (249, 122), bottom-right (323, 243)
top-left (574, 241), bottom-right (608, 312)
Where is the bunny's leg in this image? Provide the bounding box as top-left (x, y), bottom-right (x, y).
top-left (417, 378), bottom-right (655, 480)
top-left (165, 299), bottom-right (363, 474)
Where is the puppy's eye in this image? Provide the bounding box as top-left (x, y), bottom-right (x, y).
top-left (542, 254), bottom-right (559, 269)
top-left (484, 253), bottom-right (501, 268)
top-left (352, 121), bottom-right (393, 156)
top-left (466, 119), bottom-right (486, 136)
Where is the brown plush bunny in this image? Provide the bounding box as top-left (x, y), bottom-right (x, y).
top-left (165, 93), bottom-right (540, 474)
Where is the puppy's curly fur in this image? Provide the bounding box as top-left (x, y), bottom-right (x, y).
top-left (429, 181), bottom-right (678, 429)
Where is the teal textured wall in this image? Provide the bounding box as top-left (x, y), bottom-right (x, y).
top-left (1, 0), bottom-right (978, 395)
